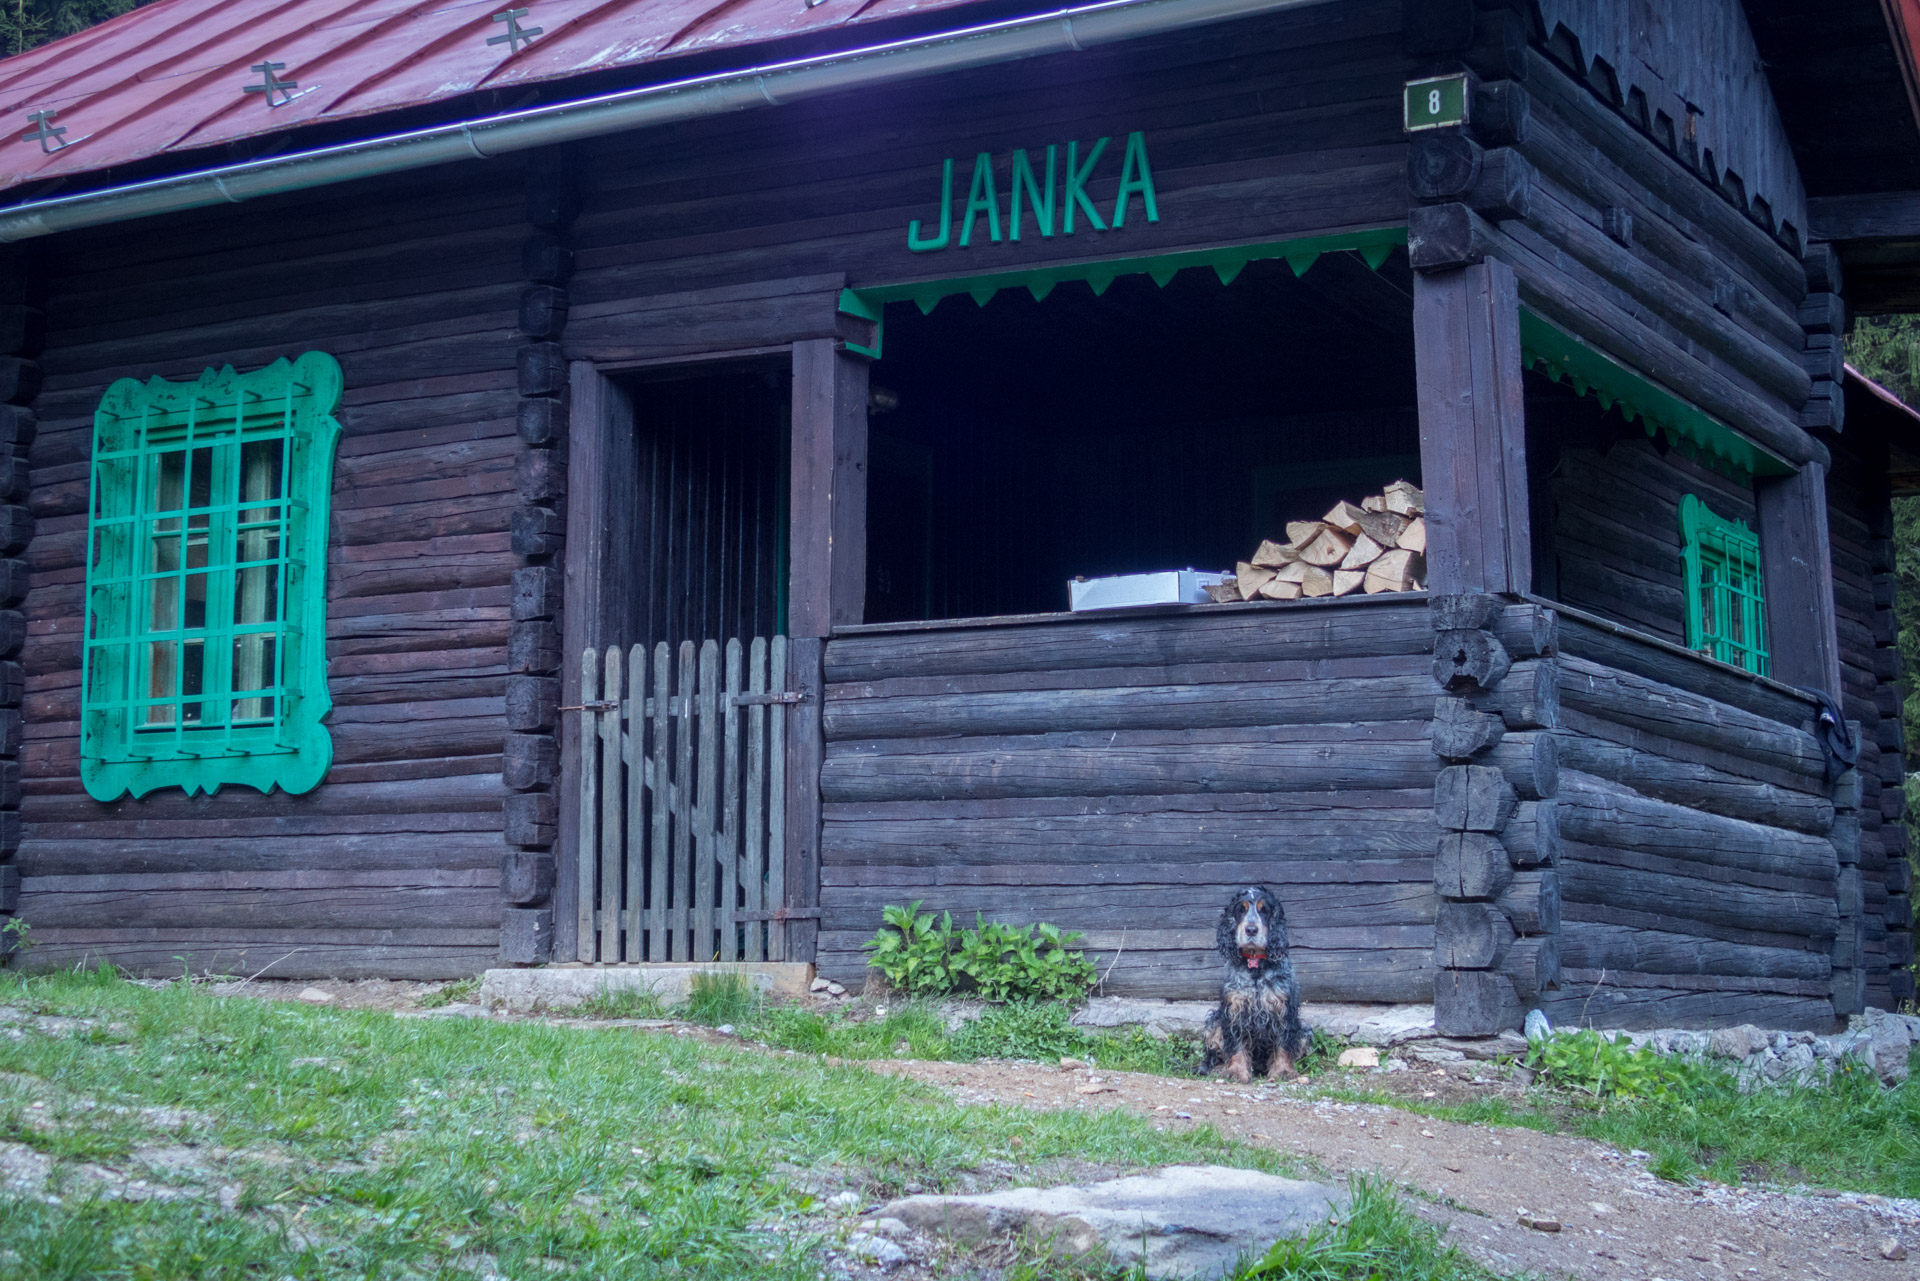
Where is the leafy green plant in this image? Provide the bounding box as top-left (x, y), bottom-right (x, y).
top-left (862, 903), bottom-right (959, 995)
top-left (0, 915), bottom-right (30, 962)
top-left (1525, 1029), bottom-right (1698, 1102)
top-left (862, 903), bottom-right (1097, 1001)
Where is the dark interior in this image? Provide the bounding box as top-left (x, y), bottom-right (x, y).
top-left (615, 364), bottom-right (789, 651)
top-left (864, 249), bottom-right (1421, 623)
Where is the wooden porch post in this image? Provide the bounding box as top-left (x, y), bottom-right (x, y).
top-left (1412, 258), bottom-right (1532, 596)
top-left (1755, 464), bottom-right (1844, 699)
top-left (557, 362), bottom-right (637, 961)
top-left (1415, 256), bottom-right (1544, 1034)
top-left (783, 339), bottom-right (869, 963)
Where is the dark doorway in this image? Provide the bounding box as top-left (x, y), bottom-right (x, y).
top-left (614, 363), bottom-right (789, 650)
top-left (864, 250), bottom-right (1420, 623)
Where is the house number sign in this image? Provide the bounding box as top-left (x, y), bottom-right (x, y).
top-left (905, 131), bottom-right (1161, 253)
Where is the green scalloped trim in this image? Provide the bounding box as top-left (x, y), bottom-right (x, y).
top-left (1519, 310), bottom-right (1791, 481)
top-left (839, 226), bottom-right (1409, 360)
top-left (81, 352), bottom-right (341, 801)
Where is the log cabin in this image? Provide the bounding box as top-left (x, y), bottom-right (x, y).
top-left (0, 0), bottom-right (1914, 1033)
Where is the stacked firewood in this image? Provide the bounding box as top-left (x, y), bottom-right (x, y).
top-left (1209, 480), bottom-right (1427, 602)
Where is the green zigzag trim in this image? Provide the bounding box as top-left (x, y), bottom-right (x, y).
top-left (1519, 310), bottom-right (1792, 481)
top-left (838, 226), bottom-right (1409, 360)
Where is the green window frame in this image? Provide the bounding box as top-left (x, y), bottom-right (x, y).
top-left (81, 352), bottom-right (342, 801)
top-left (1680, 493), bottom-right (1768, 677)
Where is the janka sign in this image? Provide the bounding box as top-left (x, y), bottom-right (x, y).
top-left (905, 131), bottom-right (1160, 252)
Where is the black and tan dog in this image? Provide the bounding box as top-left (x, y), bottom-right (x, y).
top-left (1201, 885), bottom-right (1308, 1082)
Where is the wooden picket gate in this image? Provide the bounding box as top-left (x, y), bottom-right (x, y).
top-left (574, 637), bottom-right (792, 962)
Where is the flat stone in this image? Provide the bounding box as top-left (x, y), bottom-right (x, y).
top-left (882, 1164), bottom-right (1345, 1281)
top-left (1336, 1047), bottom-right (1380, 1068)
top-left (1071, 998), bottom-right (1213, 1039)
top-left (476, 963), bottom-right (814, 1013)
top-left (295, 987), bottom-right (334, 1004)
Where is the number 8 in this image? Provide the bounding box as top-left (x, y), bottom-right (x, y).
top-left (1429, 89), bottom-right (1442, 114)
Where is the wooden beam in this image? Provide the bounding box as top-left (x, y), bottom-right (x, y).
top-left (1808, 191), bottom-right (1920, 241)
top-left (557, 362), bottom-right (637, 961)
top-left (1756, 462), bottom-right (1844, 701)
top-left (1414, 258), bottom-right (1532, 595)
top-left (788, 339), bottom-right (869, 638)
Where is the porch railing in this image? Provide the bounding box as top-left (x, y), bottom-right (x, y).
top-left (575, 637), bottom-right (790, 963)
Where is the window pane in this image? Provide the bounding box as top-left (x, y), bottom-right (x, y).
top-left (183, 570), bottom-right (208, 631)
top-left (180, 638), bottom-right (205, 724)
top-left (232, 633), bottom-right (277, 724)
top-left (152, 449), bottom-right (185, 514)
top-left (143, 640), bottom-right (175, 726)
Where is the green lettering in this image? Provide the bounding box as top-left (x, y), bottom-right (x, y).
top-left (907, 158), bottom-right (954, 252)
top-left (959, 151), bottom-right (1001, 247)
top-left (1112, 131), bottom-right (1159, 228)
top-left (1009, 146), bottom-right (1056, 241)
top-left (1064, 137), bottom-right (1109, 234)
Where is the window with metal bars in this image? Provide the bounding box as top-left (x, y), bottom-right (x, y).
top-left (1680, 493), bottom-right (1768, 677)
top-left (80, 352), bottom-right (341, 800)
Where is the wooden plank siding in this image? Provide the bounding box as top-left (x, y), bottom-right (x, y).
top-left (14, 158), bottom-right (528, 979)
top-left (1542, 615), bottom-right (1838, 1028)
top-left (815, 600), bottom-right (1443, 1001)
top-left (560, 0), bottom-right (1412, 346)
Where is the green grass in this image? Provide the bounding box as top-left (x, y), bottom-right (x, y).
top-left (0, 968), bottom-right (1512, 1280)
top-left (411, 976), bottom-right (479, 1009)
top-left (1305, 1046), bottom-right (1920, 1198)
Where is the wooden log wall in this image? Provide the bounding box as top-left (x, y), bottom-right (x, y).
top-left (1541, 609), bottom-right (1840, 1029)
top-left (11, 162), bottom-right (529, 979)
top-left (561, 1), bottom-right (1409, 333)
top-left (1824, 428), bottom-right (1913, 1011)
top-left (814, 599), bottom-right (1450, 1001)
top-left (0, 247), bottom-right (38, 958)
top-left (1407, 16), bottom-right (1824, 463)
top-left (497, 150), bottom-right (578, 965)
top-left (1429, 596), bottom-right (1560, 1034)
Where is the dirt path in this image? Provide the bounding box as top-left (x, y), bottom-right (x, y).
top-left (871, 1059), bottom-right (1919, 1281)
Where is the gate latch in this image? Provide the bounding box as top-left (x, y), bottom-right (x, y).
top-left (730, 691), bottom-right (809, 707)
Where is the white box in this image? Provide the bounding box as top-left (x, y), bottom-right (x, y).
top-left (1068, 569), bottom-right (1231, 612)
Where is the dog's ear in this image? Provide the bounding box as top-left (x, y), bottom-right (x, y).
top-left (1216, 889), bottom-right (1242, 959)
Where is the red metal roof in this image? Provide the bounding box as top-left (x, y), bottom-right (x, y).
top-left (0, 0), bottom-right (989, 193)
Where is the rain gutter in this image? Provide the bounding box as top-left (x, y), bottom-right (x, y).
top-left (0, 0), bottom-right (1332, 242)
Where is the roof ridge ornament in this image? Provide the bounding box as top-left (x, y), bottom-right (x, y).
top-left (488, 8), bottom-right (542, 53)
top-left (243, 61), bottom-right (302, 108)
top-left (20, 109), bottom-right (67, 154)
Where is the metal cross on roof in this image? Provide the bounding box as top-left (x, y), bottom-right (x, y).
top-left (20, 109), bottom-right (67, 153)
top-left (243, 61), bottom-right (300, 108)
top-left (488, 8), bottom-right (543, 53)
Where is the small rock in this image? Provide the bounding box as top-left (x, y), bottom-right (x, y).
top-left (1524, 1009), bottom-right (1551, 1042)
top-left (1518, 1214), bottom-right (1561, 1233)
top-left (1709, 1025), bottom-right (1762, 1059)
top-left (1336, 1047), bottom-right (1380, 1069)
top-left (296, 987), bottom-right (334, 1004)
top-left (844, 1232), bottom-right (908, 1269)
top-left (829, 1191), bottom-right (862, 1210)
top-left (826, 982), bottom-right (846, 996)
top-left (1060, 1057), bottom-right (1090, 1070)
top-left (1588, 1203), bottom-right (1614, 1217)
top-left (810, 978), bottom-right (831, 993)
top-left (1076, 1083), bottom-right (1114, 1095)
top-left (871, 1217), bottom-right (911, 1239)
top-left (1881, 1238), bottom-right (1908, 1262)
top-left (218, 1183), bottom-right (242, 1212)
top-left (716, 1025), bottom-right (735, 1036)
